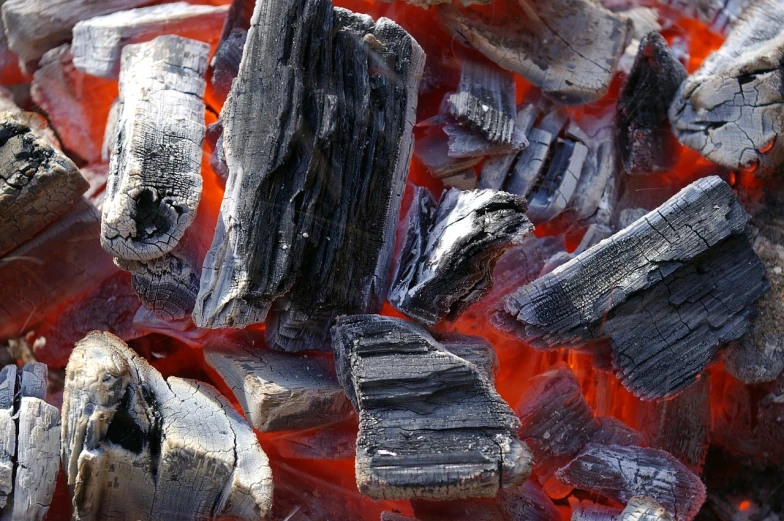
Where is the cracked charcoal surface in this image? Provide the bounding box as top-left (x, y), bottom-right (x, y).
top-left (617, 32), bottom-right (687, 175)
top-left (204, 340), bottom-right (351, 432)
top-left (526, 138), bottom-right (588, 224)
top-left (0, 112), bottom-right (89, 258)
top-left (669, 0), bottom-right (784, 174)
top-left (389, 187), bottom-right (533, 325)
top-left (194, 0), bottom-right (424, 353)
top-left (492, 176), bottom-right (769, 399)
top-left (63, 331), bottom-right (273, 520)
top-left (332, 315), bottom-right (532, 500)
top-left (439, 0), bottom-right (631, 105)
top-left (556, 444), bottom-right (706, 521)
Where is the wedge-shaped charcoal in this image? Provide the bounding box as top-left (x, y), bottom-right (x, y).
top-left (570, 499), bottom-right (622, 521)
top-left (63, 331), bottom-right (273, 520)
top-left (505, 128), bottom-right (554, 198)
top-left (499, 480), bottom-right (561, 521)
top-left (195, 0), bottom-right (424, 352)
top-left (437, 333), bottom-right (498, 382)
top-left (447, 59), bottom-right (517, 144)
top-left (620, 496), bottom-right (674, 521)
top-left (618, 32), bottom-right (687, 175)
top-left (390, 187), bottom-right (533, 325)
top-left (72, 2), bottom-right (228, 78)
top-left (526, 139), bottom-right (588, 223)
top-left (493, 176), bottom-right (769, 399)
top-left (102, 35), bottom-right (208, 263)
top-left (1, 0), bottom-right (154, 67)
top-left (332, 315), bottom-right (532, 499)
top-left (0, 112), bottom-right (88, 258)
top-left (669, 0), bottom-right (784, 174)
top-left (439, 0), bottom-right (631, 104)
top-left (557, 444), bottom-right (706, 521)
top-left (204, 341), bottom-right (351, 432)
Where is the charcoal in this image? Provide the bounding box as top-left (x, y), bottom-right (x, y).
top-left (505, 128), bottom-right (554, 197)
top-left (493, 176), bottom-right (769, 399)
top-left (204, 341), bottom-right (351, 432)
top-left (479, 152), bottom-right (518, 191)
top-left (592, 417), bottom-right (648, 447)
top-left (659, 0), bottom-right (754, 35)
top-left (556, 444), bottom-right (706, 521)
top-left (526, 138), bottom-right (588, 223)
top-left (618, 32), bottom-right (687, 175)
top-left (271, 420), bottom-right (357, 460)
top-left (332, 314), bottom-right (532, 499)
top-left (210, 28), bottom-right (247, 106)
top-left (63, 331), bottom-right (273, 520)
top-left (444, 105), bottom-right (530, 158)
top-left (570, 110), bottom-right (618, 221)
top-left (437, 332), bottom-right (499, 382)
top-left (417, 130), bottom-right (483, 178)
top-left (570, 499), bottom-right (622, 521)
top-left (194, 0), bottom-right (424, 353)
top-left (389, 187), bottom-right (533, 325)
top-left (439, 0), bottom-right (631, 104)
top-left (442, 167), bottom-right (478, 190)
top-left (0, 112), bottom-right (88, 258)
top-left (669, 0), bottom-right (784, 174)
top-left (620, 496), bottom-right (675, 521)
top-left (499, 480), bottom-right (561, 521)
top-left (71, 2), bottom-right (228, 78)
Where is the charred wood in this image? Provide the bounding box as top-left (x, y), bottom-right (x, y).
top-left (526, 138), bottom-right (588, 223)
top-left (571, 110), bottom-right (618, 221)
top-left (620, 496), bottom-right (675, 521)
top-left (505, 128), bottom-right (554, 197)
top-left (436, 332), bottom-right (499, 382)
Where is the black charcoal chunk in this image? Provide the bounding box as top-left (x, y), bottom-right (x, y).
top-left (389, 187), bottom-right (533, 325)
top-left (332, 314), bottom-right (532, 500)
top-left (526, 138), bottom-right (588, 224)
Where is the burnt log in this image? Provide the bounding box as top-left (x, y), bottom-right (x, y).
top-left (492, 176), bottom-right (769, 399)
top-left (332, 314), bottom-right (532, 499)
top-left (194, 0), bottom-right (424, 355)
top-left (389, 187), bottom-right (533, 325)
top-left (63, 331), bottom-right (273, 520)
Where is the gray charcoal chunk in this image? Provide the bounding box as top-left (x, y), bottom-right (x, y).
top-left (571, 499), bottom-right (622, 521)
top-left (505, 128), bottom-right (554, 198)
top-left (526, 139), bottom-right (588, 224)
top-left (19, 362), bottom-right (46, 400)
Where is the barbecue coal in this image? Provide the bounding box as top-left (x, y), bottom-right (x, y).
top-left (620, 496), bottom-right (674, 521)
top-left (527, 138), bottom-right (588, 223)
top-left (389, 187), bottom-right (533, 325)
top-left (493, 176), bottom-right (769, 399)
top-left (436, 332), bottom-right (499, 382)
top-left (332, 314), bottom-right (532, 499)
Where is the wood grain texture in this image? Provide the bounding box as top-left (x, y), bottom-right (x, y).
top-left (194, 0), bottom-right (424, 353)
top-left (0, 112), bottom-right (88, 257)
top-left (332, 314), bottom-right (532, 500)
top-left (493, 176), bottom-right (769, 399)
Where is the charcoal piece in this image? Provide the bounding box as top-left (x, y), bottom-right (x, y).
top-left (499, 480), bottom-right (561, 521)
top-left (439, 0), bottom-right (631, 104)
top-left (210, 28), bottom-right (247, 106)
top-left (416, 130), bottom-right (483, 178)
top-left (272, 420), bottom-right (357, 460)
top-left (63, 331), bottom-right (273, 520)
top-left (332, 315), bottom-right (532, 499)
top-left (592, 417), bottom-right (647, 447)
top-left (557, 444), bottom-right (705, 521)
top-left (443, 121), bottom-right (526, 159)
top-left (0, 112), bottom-right (88, 258)
top-left (479, 152), bottom-right (518, 191)
top-left (437, 333), bottom-right (499, 382)
top-left (71, 2), bottom-right (228, 78)
top-left (447, 58), bottom-right (517, 144)
top-left (204, 341), bottom-right (351, 432)
top-left (505, 127), bottom-right (555, 198)
top-left (441, 168), bottom-right (478, 190)
top-left (493, 176), bottom-right (769, 399)
top-left (669, 0), bottom-right (784, 174)
top-left (194, 0), bottom-right (424, 351)
top-left (570, 499), bottom-right (622, 521)
top-left (102, 35), bottom-right (208, 263)
top-left (620, 496), bottom-right (675, 521)
top-left (526, 139), bottom-right (588, 223)
top-left (570, 111), bottom-right (618, 221)
top-left (618, 32), bottom-right (687, 175)
top-left (389, 187), bottom-right (533, 325)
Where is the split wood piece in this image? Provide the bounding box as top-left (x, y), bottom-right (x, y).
top-left (504, 128), bottom-right (554, 197)
top-left (492, 176), bottom-right (769, 399)
top-left (0, 366), bottom-right (14, 510)
top-left (194, 0), bottom-right (425, 351)
top-left (332, 314), bottom-right (532, 500)
top-left (669, 0), bottom-right (784, 174)
top-left (526, 138), bottom-right (588, 224)
top-left (271, 420), bottom-right (357, 460)
top-left (102, 35), bottom-right (208, 263)
top-left (439, 0), bottom-right (631, 105)
top-left (389, 187), bottom-right (533, 325)
top-left (658, 0), bottom-right (754, 35)
top-left (63, 331), bottom-right (273, 520)
top-left (620, 496), bottom-right (675, 521)
top-left (436, 333), bottom-right (498, 382)
top-left (204, 341), bottom-right (351, 432)
top-left (591, 417), bottom-right (648, 448)
top-left (447, 58), bottom-right (517, 144)
top-left (618, 32), bottom-right (687, 175)
top-left (0, 111), bottom-right (88, 258)
top-left (0, 199), bottom-right (118, 342)
top-left (0, 0), bottom-right (155, 68)
top-left (416, 129), bottom-right (483, 178)
top-left (72, 2), bottom-right (229, 79)
top-left (556, 444), bottom-right (706, 521)
top-left (570, 499), bottom-right (623, 521)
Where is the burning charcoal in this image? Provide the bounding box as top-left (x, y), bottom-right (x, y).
top-left (271, 420), bottom-right (357, 460)
top-left (505, 128), bottom-right (554, 197)
top-left (499, 480), bottom-right (561, 521)
top-left (441, 167), bottom-right (478, 190)
top-left (447, 58), bottom-right (517, 145)
top-left (570, 110), bottom-right (618, 222)
top-left (493, 176), bottom-right (769, 399)
top-left (526, 139), bottom-right (588, 224)
top-left (592, 417), bottom-right (648, 447)
top-left (332, 314), bottom-right (533, 499)
top-left (71, 2), bottom-right (229, 79)
top-left (570, 499), bottom-right (622, 521)
top-left (194, 0), bottom-right (424, 353)
top-left (439, 0), bottom-right (631, 104)
top-left (416, 130), bottom-right (483, 178)
top-left (204, 341), bottom-right (351, 432)
top-left (63, 331), bottom-right (273, 519)
top-left (670, 0), bottom-right (784, 174)
top-left (620, 496), bottom-right (675, 521)
top-left (0, 111), bottom-right (88, 258)
top-left (616, 7), bottom-right (662, 74)
top-left (389, 187), bottom-right (533, 325)
top-left (617, 32), bottom-right (687, 175)
top-left (557, 444), bottom-right (706, 521)
top-left (437, 332), bottom-right (499, 382)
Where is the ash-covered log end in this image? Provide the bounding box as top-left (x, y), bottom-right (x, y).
top-left (332, 314), bottom-right (532, 500)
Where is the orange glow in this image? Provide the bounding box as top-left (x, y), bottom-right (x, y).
top-left (739, 500), bottom-right (752, 511)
